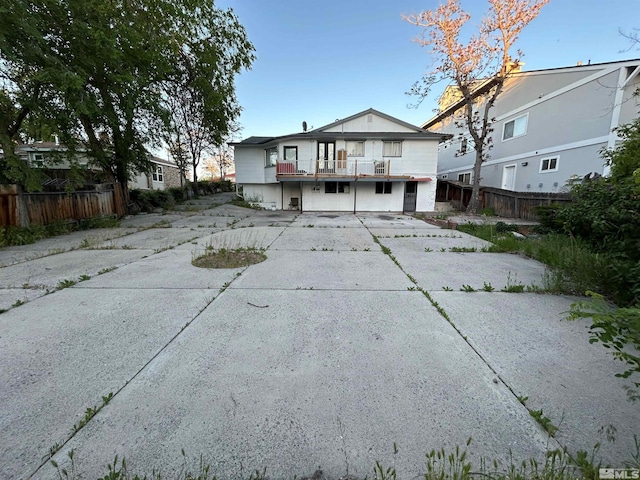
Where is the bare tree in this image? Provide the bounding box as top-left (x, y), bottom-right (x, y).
top-left (405, 0), bottom-right (549, 213)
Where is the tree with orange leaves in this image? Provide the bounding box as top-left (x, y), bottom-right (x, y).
top-left (405, 0), bottom-right (549, 213)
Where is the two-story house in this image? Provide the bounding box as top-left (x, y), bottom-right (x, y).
top-left (424, 58), bottom-right (640, 193)
top-left (231, 108), bottom-right (444, 212)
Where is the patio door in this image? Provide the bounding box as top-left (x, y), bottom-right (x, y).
top-left (403, 181), bottom-right (417, 213)
top-left (318, 142), bottom-right (335, 173)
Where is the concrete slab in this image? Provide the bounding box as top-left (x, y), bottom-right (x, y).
top-left (357, 214), bottom-right (438, 229)
top-left (429, 292), bottom-right (640, 464)
top-left (233, 215), bottom-right (298, 228)
top-left (118, 214), bottom-right (185, 228)
top-left (0, 288), bottom-right (47, 311)
top-left (0, 229), bottom-right (131, 262)
top-left (174, 227), bottom-right (285, 252)
top-left (91, 227), bottom-right (212, 250)
top-left (39, 290), bottom-right (550, 480)
top-left (394, 251), bottom-right (548, 291)
top-left (201, 204), bottom-right (256, 217)
top-left (0, 287), bottom-right (215, 479)
top-left (169, 215), bottom-right (232, 228)
top-left (0, 250), bottom-right (153, 289)
top-left (291, 213), bottom-right (364, 228)
top-left (377, 233), bottom-right (493, 253)
top-left (229, 250), bottom-right (415, 291)
top-left (269, 226), bottom-right (377, 252)
top-left (74, 248), bottom-right (241, 290)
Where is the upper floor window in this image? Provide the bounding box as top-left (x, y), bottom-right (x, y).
top-left (152, 165), bottom-right (164, 182)
top-left (31, 153), bottom-right (45, 167)
top-left (346, 141), bottom-right (364, 157)
top-left (502, 114), bottom-right (528, 141)
top-left (265, 147), bottom-right (278, 167)
top-left (539, 156), bottom-right (559, 173)
top-left (460, 138), bottom-right (468, 154)
top-left (283, 146), bottom-right (297, 162)
top-left (383, 141), bottom-right (402, 157)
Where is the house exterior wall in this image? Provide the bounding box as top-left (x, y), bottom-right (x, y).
top-left (233, 109), bottom-right (442, 212)
top-left (431, 60), bottom-right (640, 192)
top-left (323, 113), bottom-right (417, 133)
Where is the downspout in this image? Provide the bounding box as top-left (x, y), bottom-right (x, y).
top-left (300, 180), bottom-right (303, 212)
top-left (281, 182), bottom-right (284, 210)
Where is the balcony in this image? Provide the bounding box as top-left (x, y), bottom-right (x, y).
top-left (276, 158), bottom-right (392, 179)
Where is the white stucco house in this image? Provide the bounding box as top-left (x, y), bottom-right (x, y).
top-left (424, 58), bottom-right (640, 193)
top-left (230, 108), bottom-right (444, 212)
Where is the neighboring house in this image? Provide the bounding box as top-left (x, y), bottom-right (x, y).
top-left (424, 58), bottom-right (640, 192)
top-left (230, 108), bottom-right (444, 212)
top-left (129, 155), bottom-right (186, 191)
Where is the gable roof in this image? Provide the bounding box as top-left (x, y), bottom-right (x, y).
top-left (422, 57), bottom-right (640, 129)
top-left (230, 108), bottom-right (446, 147)
top-left (313, 108), bottom-right (425, 133)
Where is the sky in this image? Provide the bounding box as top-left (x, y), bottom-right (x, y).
top-left (216, 0), bottom-right (639, 141)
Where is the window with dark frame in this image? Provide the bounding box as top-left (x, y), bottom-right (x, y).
top-left (375, 182), bottom-right (392, 194)
top-left (284, 146), bottom-right (297, 162)
top-left (460, 138), bottom-right (468, 154)
top-left (325, 181), bottom-right (350, 193)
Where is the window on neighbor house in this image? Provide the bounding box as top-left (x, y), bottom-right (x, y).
top-left (265, 147), bottom-right (278, 167)
top-left (502, 114), bottom-right (528, 141)
top-left (31, 153), bottom-right (45, 167)
top-left (375, 182), bottom-right (392, 194)
top-left (325, 181), bottom-right (350, 193)
top-left (383, 141), bottom-right (402, 157)
top-left (540, 156), bottom-right (559, 173)
top-left (283, 146), bottom-right (297, 162)
top-left (460, 138), bottom-right (468, 154)
top-left (346, 141), bottom-right (364, 156)
top-left (457, 172), bottom-right (471, 184)
top-left (152, 165), bottom-right (164, 182)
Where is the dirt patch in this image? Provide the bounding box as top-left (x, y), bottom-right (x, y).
top-left (377, 215), bottom-right (394, 220)
top-left (318, 215), bottom-right (339, 218)
top-left (192, 249), bottom-right (266, 269)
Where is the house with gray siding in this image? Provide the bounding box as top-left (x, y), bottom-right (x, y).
top-left (231, 108), bottom-right (444, 212)
top-left (424, 58), bottom-right (640, 192)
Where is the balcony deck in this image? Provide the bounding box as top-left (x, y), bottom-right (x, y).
top-left (276, 159), bottom-right (399, 180)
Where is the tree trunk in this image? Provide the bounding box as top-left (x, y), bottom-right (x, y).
top-left (192, 161), bottom-right (199, 196)
top-left (466, 150), bottom-right (484, 214)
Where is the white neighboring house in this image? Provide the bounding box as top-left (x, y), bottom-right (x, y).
top-left (424, 58), bottom-right (640, 192)
top-left (230, 108), bottom-right (444, 212)
top-left (129, 156), bottom-right (186, 191)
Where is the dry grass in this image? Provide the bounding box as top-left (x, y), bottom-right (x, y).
top-left (192, 248), bottom-right (266, 269)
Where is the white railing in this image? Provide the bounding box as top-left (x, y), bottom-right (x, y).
top-left (276, 159), bottom-right (391, 177)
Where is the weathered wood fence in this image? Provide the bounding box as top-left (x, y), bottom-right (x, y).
top-left (0, 184), bottom-right (125, 227)
top-left (436, 181), bottom-right (571, 220)
top-left (481, 187), bottom-right (572, 220)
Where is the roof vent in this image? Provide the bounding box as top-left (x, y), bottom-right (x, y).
top-left (302, 121), bottom-right (307, 132)
top-left (367, 114), bottom-right (373, 123)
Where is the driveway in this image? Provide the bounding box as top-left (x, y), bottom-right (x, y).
top-left (0, 195), bottom-right (636, 479)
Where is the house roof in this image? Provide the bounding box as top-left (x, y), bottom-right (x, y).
top-left (230, 108), bottom-right (446, 147)
top-left (149, 155), bottom-right (179, 168)
top-left (422, 57), bottom-right (640, 129)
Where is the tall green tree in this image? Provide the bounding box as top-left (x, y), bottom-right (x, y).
top-left (0, 0), bottom-right (254, 206)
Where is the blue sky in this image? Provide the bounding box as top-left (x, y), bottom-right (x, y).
top-left (218, 0), bottom-right (638, 140)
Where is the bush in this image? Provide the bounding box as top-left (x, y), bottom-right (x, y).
top-left (129, 189), bottom-right (176, 212)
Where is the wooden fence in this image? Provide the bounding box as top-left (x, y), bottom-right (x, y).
top-left (0, 184), bottom-right (125, 227)
top-left (436, 181), bottom-right (571, 220)
top-left (481, 187), bottom-right (572, 220)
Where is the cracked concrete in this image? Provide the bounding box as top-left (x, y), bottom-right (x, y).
top-left (0, 195), bottom-right (636, 480)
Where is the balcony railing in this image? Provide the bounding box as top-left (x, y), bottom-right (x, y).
top-left (276, 159), bottom-right (391, 178)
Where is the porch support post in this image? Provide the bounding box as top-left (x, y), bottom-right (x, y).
top-left (353, 180), bottom-right (357, 214)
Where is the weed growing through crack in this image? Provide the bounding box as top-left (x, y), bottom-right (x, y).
top-left (98, 267), bottom-right (117, 275)
top-left (482, 282), bottom-right (495, 292)
top-left (450, 246), bottom-right (477, 253)
top-left (71, 392), bottom-right (114, 434)
top-left (57, 279), bottom-right (76, 290)
top-left (12, 299), bottom-right (26, 307)
top-left (442, 286), bottom-right (453, 291)
top-left (460, 284), bottom-right (476, 292)
top-left (425, 247), bottom-right (433, 252)
top-left (78, 274), bottom-right (91, 282)
top-left (529, 409), bottom-right (558, 437)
